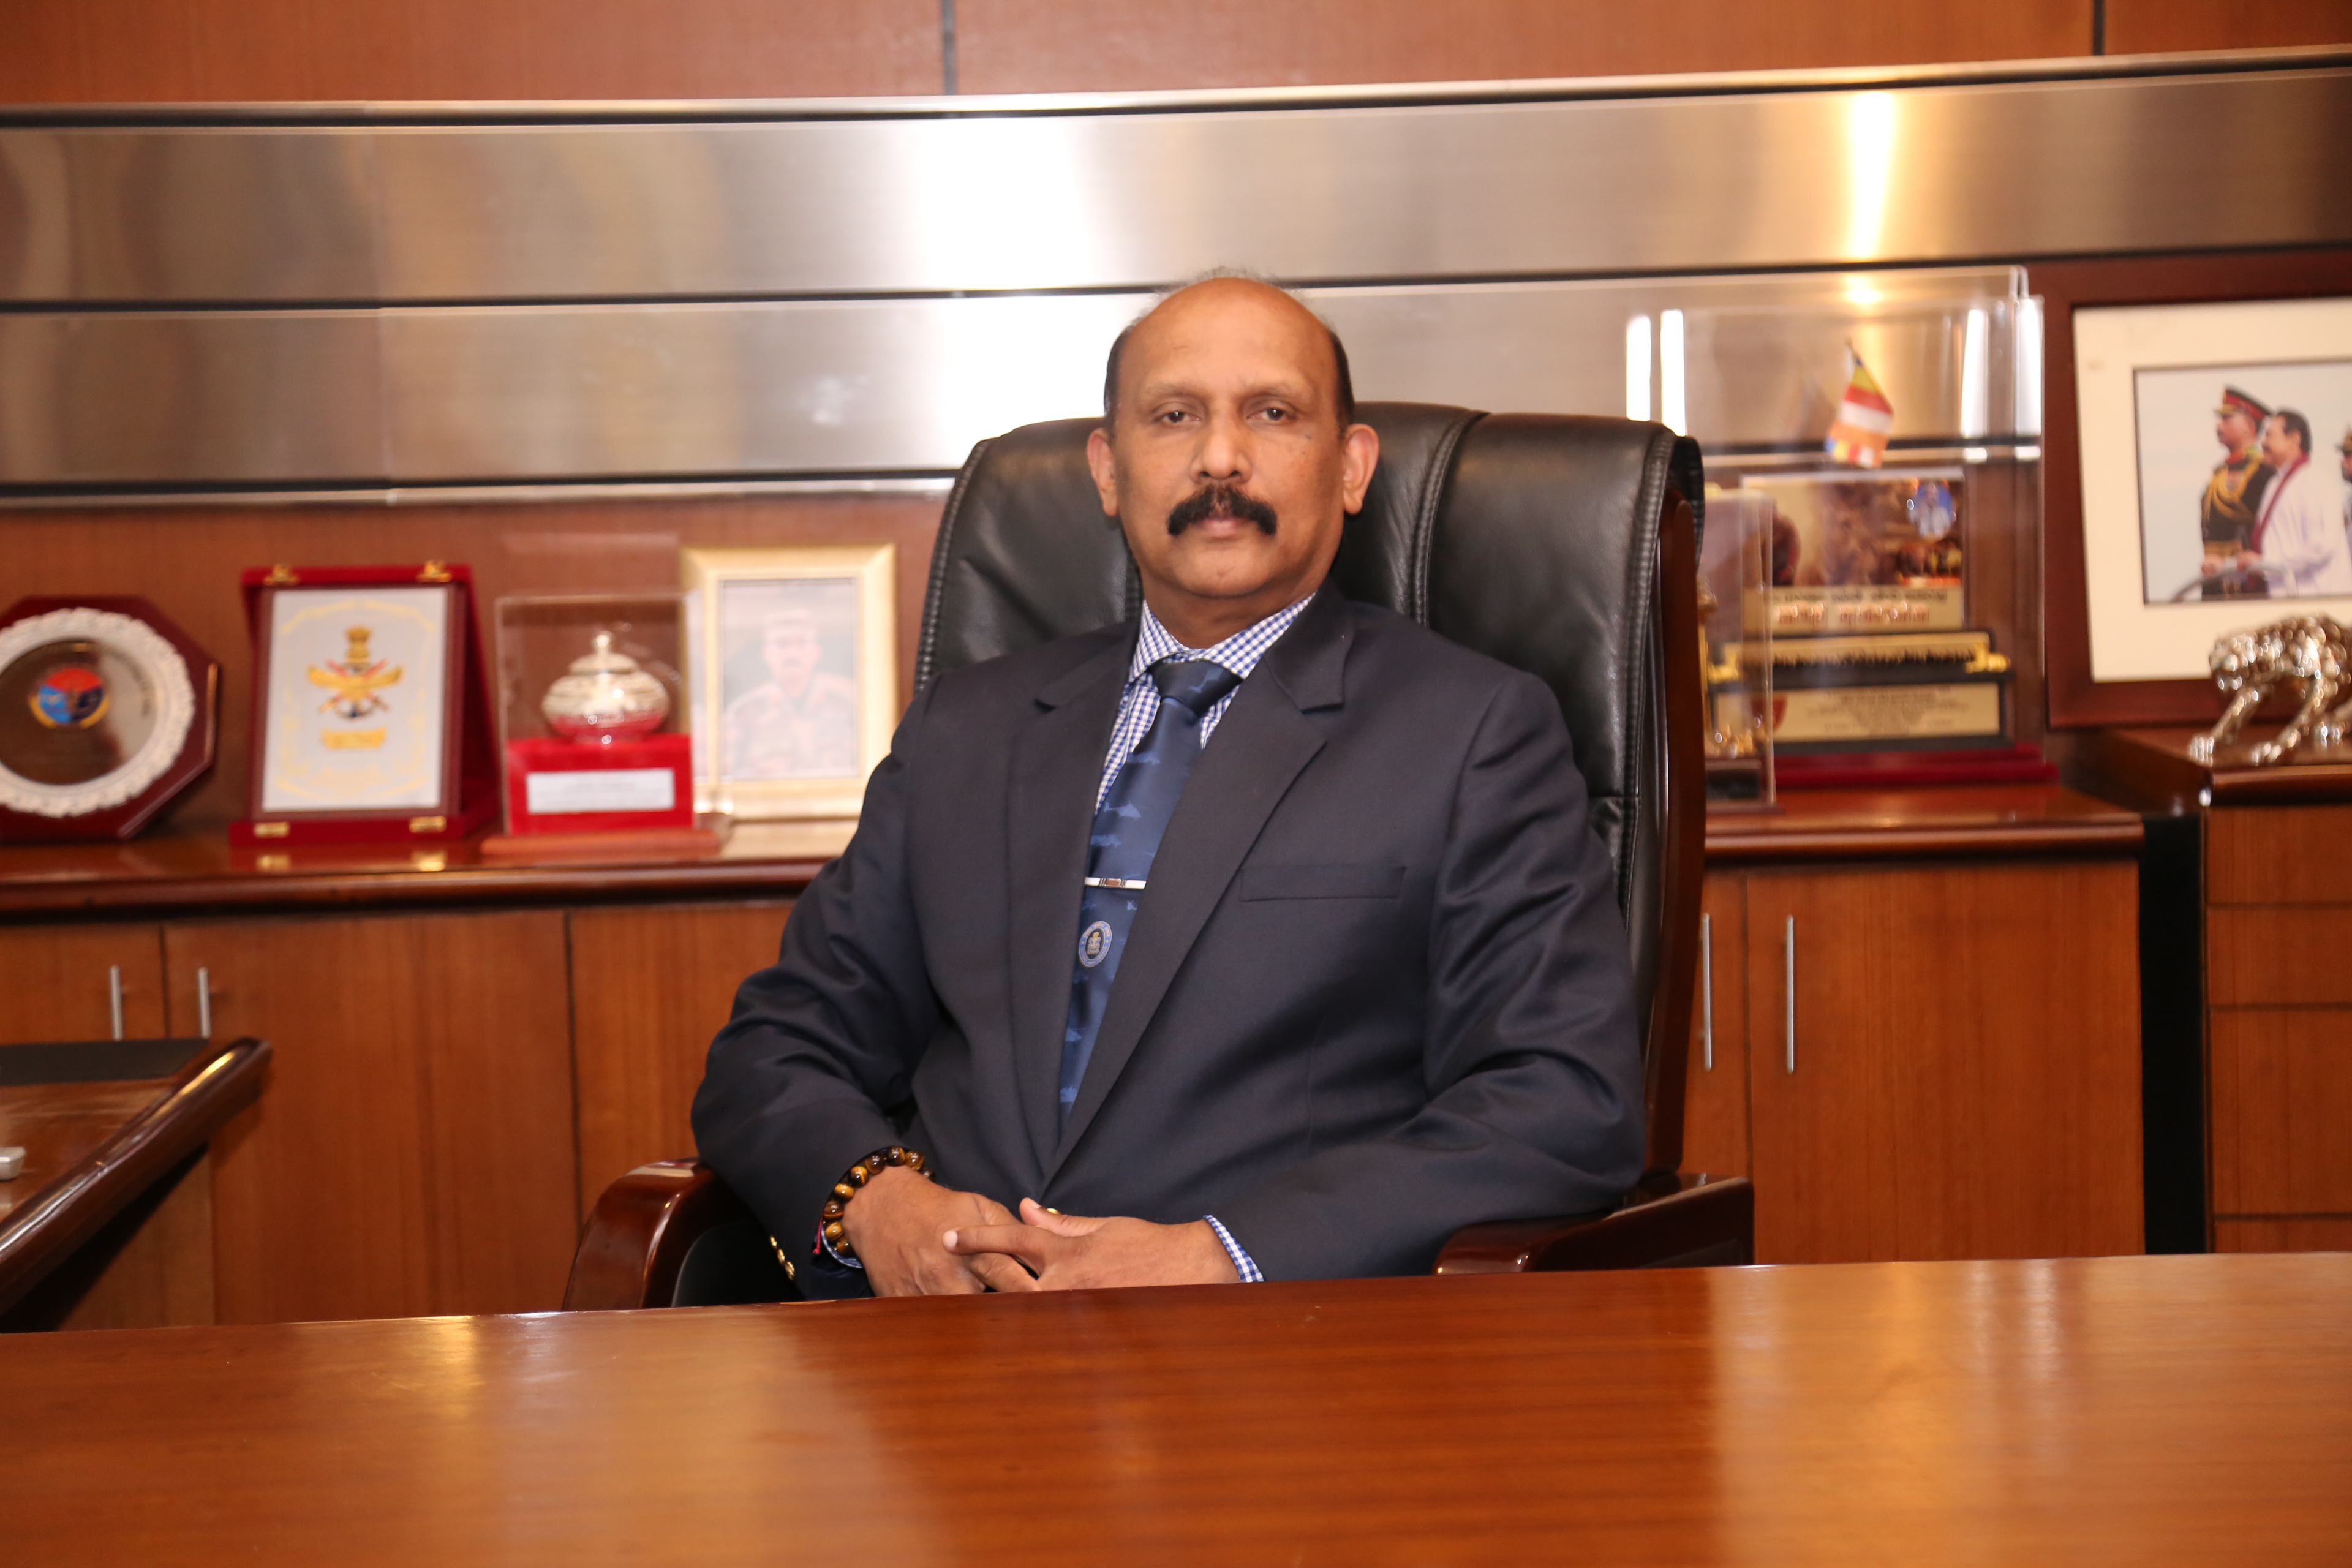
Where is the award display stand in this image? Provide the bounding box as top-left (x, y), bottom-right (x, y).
top-left (1679, 288), bottom-right (2054, 790)
top-left (232, 563), bottom-right (499, 847)
top-left (478, 592), bottom-right (721, 865)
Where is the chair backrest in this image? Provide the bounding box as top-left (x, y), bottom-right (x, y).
top-left (917, 403), bottom-right (1705, 1175)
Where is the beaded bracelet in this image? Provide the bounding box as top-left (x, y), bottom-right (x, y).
top-left (820, 1144), bottom-right (930, 1261)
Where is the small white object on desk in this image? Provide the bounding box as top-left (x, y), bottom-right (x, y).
top-left (0, 1145), bottom-right (24, 1180)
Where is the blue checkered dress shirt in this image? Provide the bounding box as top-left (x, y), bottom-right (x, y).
top-left (823, 595), bottom-right (1310, 1284)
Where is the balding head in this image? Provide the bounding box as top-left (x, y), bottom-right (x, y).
top-left (1104, 277), bottom-right (1355, 432)
top-left (1084, 274), bottom-right (1380, 647)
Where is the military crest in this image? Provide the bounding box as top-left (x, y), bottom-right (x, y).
top-left (308, 627), bottom-right (403, 720)
top-left (1078, 919), bottom-right (1114, 968)
top-left (30, 664), bottom-right (108, 729)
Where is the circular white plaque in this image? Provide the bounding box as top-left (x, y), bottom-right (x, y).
top-left (0, 607), bottom-right (198, 818)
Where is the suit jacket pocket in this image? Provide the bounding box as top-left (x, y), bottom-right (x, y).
top-left (1239, 863), bottom-right (1406, 901)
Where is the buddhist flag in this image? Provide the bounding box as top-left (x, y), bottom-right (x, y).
top-left (1825, 347), bottom-right (1893, 469)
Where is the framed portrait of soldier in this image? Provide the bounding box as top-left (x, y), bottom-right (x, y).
top-left (681, 544), bottom-right (896, 820)
top-left (2070, 294), bottom-right (2352, 693)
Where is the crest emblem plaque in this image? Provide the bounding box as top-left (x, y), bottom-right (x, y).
top-left (0, 597), bottom-right (219, 842)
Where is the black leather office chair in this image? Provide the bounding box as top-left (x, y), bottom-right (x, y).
top-left (565, 403), bottom-right (1751, 1310)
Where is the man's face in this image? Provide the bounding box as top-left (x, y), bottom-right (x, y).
top-left (2261, 417), bottom-right (2304, 469)
top-left (762, 619), bottom-right (820, 692)
top-left (1086, 279), bottom-right (1379, 640)
top-left (2218, 410), bottom-right (2258, 452)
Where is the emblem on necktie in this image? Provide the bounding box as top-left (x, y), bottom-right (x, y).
top-left (1077, 919), bottom-right (1114, 967)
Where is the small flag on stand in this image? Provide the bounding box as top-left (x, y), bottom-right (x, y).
top-left (1825, 346), bottom-right (1894, 469)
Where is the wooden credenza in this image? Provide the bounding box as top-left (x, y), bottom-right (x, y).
top-left (0, 787), bottom-right (2151, 1320)
top-left (0, 826), bottom-right (848, 1323)
top-left (2086, 729), bottom-right (2352, 1254)
top-left (1681, 786), bottom-right (2147, 1264)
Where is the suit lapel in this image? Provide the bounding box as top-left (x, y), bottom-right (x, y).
top-left (1049, 586), bottom-right (1354, 1174)
top-left (1005, 635), bottom-right (1132, 1175)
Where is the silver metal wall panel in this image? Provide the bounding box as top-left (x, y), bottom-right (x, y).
top-left (0, 312), bottom-right (382, 485)
top-left (367, 72), bottom-right (2352, 301)
top-left (0, 131), bottom-right (378, 302)
top-left (2, 67), bottom-right (2346, 304)
top-left (3, 271), bottom-right (2020, 488)
top-left (0, 59), bottom-right (2340, 490)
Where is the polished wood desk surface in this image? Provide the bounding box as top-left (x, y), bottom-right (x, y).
top-left (5, 1254), bottom-right (2345, 1564)
top-left (0, 1039), bottom-right (268, 1313)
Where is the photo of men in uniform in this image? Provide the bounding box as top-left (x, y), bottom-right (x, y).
top-left (718, 579), bottom-right (861, 780)
top-left (2132, 361), bottom-right (2352, 605)
top-left (2194, 386), bottom-right (2275, 600)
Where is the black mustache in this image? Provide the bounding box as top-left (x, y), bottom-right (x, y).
top-left (1167, 484), bottom-right (1278, 537)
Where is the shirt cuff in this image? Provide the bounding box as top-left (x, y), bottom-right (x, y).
top-left (816, 1223), bottom-right (865, 1270)
top-left (1202, 1214), bottom-right (1264, 1283)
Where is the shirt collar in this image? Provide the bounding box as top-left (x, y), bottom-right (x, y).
top-left (1129, 592), bottom-right (1317, 684)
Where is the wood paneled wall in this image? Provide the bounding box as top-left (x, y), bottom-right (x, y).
top-left (2108, 0), bottom-right (2352, 53)
top-left (956, 0), bottom-right (2094, 94)
top-left (7, 0), bottom-right (2345, 105)
top-left (0, 0), bottom-right (943, 102)
top-left (0, 492), bottom-right (944, 831)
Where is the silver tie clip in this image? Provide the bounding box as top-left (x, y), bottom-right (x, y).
top-left (1083, 876), bottom-right (1146, 890)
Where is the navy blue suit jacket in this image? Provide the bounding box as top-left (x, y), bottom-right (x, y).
top-left (692, 583), bottom-right (1644, 1292)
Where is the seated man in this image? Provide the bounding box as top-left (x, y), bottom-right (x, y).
top-left (693, 275), bottom-right (1643, 1297)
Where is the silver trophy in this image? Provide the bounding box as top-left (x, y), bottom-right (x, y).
top-left (540, 631), bottom-right (671, 745)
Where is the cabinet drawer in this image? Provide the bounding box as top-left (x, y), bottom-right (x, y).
top-left (2215, 1218), bottom-right (2352, 1253)
top-left (2208, 908), bottom-right (2352, 1006)
top-left (2208, 805), bottom-right (2352, 906)
top-left (2210, 1010), bottom-right (2352, 1216)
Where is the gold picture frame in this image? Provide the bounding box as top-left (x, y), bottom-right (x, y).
top-left (681, 543), bottom-right (896, 821)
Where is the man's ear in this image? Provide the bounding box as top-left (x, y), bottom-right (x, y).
top-left (1085, 425), bottom-right (1121, 519)
top-left (1339, 421), bottom-right (1381, 515)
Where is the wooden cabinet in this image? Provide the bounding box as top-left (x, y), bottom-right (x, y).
top-left (1687, 789), bottom-right (2147, 1265)
top-left (165, 911), bottom-right (581, 1323)
top-left (570, 901), bottom-right (792, 1218)
top-left (2084, 732), bottom-right (2352, 1256)
top-left (2205, 804), bottom-right (2352, 1254)
top-left (0, 924), bottom-right (167, 1043)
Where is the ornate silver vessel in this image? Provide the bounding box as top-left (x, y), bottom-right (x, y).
top-left (540, 631), bottom-right (669, 744)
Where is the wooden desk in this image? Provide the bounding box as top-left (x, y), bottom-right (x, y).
top-left (0, 1037), bottom-right (268, 1329)
top-left (3, 1254), bottom-right (2344, 1562)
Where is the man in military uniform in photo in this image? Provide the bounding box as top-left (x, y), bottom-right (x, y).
top-left (722, 606), bottom-right (860, 779)
top-left (2198, 385), bottom-right (2276, 600)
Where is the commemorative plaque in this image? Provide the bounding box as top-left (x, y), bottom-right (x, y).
top-left (0, 597), bottom-right (218, 842)
top-left (233, 563), bottom-right (499, 846)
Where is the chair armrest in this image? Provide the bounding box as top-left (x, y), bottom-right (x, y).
top-left (564, 1159), bottom-right (753, 1311)
top-left (1432, 1174), bottom-right (1754, 1275)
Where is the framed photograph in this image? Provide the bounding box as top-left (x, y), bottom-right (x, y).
top-left (681, 544), bottom-right (895, 820)
top-left (236, 563), bottom-right (499, 845)
top-left (2038, 251), bottom-right (2352, 728)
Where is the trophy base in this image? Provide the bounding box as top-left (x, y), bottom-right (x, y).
top-left (478, 821), bottom-right (729, 865)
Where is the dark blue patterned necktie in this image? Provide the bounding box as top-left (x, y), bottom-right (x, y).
top-left (1058, 657), bottom-right (1243, 1129)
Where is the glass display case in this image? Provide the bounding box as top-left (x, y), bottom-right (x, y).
top-left (1669, 287), bottom-right (2050, 789)
top-left (1699, 487), bottom-right (1775, 806)
top-left (492, 593), bottom-right (692, 836)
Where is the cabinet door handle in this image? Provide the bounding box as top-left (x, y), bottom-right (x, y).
top-left (1699, 913), bottom-right (1715, 1072)
top-left (197, 967), bottom-right (213, 1040)
top-left (108, 965), bottom-right (125, 1041)
top-left (1782, 916), bottom-right (1797, 1074)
